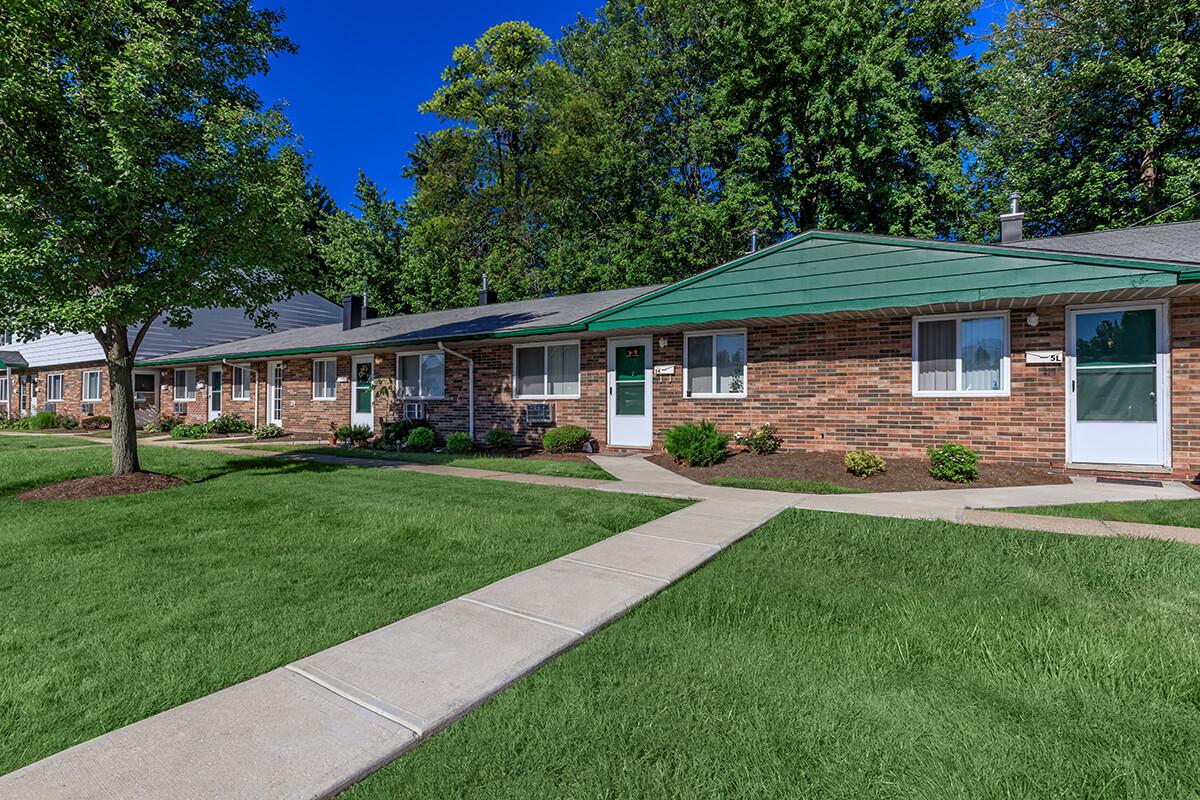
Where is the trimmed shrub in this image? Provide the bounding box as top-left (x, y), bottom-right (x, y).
top-left (737, 424), bottom-right (782, 455)
top-left (26, 411), bottom-right (62, 430)
top-left (844, 449), bottom-right (887, 478)
top-left (170, 422), bottom-right (212, 439)
top-left (663, 421), bottom-right (730, 467)
top-left (209, 413), bottom-right (253, 435)
top-left (144, 412), bottom-right (184, 433)
top-left (56, 414), bottom-right (79, 429)
top-left (253, 423), bottom-right (284, 440)
top-left (343, 424), bottom-right (372, 445)
top-left (405, 426), bottom-right (435, 451)
top-left (484, 427), bottom-right (515, 449)
top-left (81, 415), bottom-right (112, 430)
top-left (381, 419), bottom-right (434, 448)
top-left (928, 442), bottom-right (979, 483)
top-left (446, 432), bottom-right (474, 454)
top-left (541, 425), bottom-right (590, 454)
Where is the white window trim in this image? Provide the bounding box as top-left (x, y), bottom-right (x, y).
top-left (312, 358), bottom-right (338, 401)
top-left (395, 351), bottom-right (447, 400)
top-left (911, 310), bottom-right (1011, 398)
top-left (683, 329), bottom-right (749, 399)
top-left (46, 373), bottom-right (64, 402)
top-left (231, 365), bottom-right (251, 401)
top-left (173, 368), bottom-right (197, 402)
top-left (82, 369), bottom-right (104, 402)
top-left (0, 375), bottom-right (8, 403)
top-left (511, 340), bottom-right (582, 400)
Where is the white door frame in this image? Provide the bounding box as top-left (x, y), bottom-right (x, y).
top-left (606, 336), bottom-right (653, 448)
top-left (207, 367), bottom-right (223, 421)
top-left (351, 355), bottom-right (375, 430)
top-left (1065, 299), bottom-right (1170, 468)
top-left (267, 360), bottom-right (283, 427)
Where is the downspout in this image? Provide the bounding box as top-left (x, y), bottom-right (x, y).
top-left (222, 358), bottom-right (258, 428)
top-left (437, 342), bottom-right (474, 439)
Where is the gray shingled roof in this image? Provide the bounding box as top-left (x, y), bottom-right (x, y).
top-left (142, 284), bottom-right (661, 364)
top-left (0, 350), bottom-right (28, 369)
top-left (1010, 219), bottom-right (1200, 264)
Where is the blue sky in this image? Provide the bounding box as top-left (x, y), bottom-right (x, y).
top-left (253, 1), bottom-right (1016, 210)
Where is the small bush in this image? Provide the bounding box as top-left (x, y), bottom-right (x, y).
top-left (405, 426), bottom-right (435, 451)
top-left (81, 415), bottom-right (111, 430)
top-left (844, 449), bottom-right (887, 478)
top-left (541, 425), bottom-right (591, 454)
top-left (56, 414), bottom-right (79, 429)
top-left (26, 411), bottom-right (62, 430)
top-left (340, 424), bottom-right (372, 445)
top-left (928, 441), bottom-right (979, 483)
top-left (446, 432), bottom-right (474, 454)
top-left (253, 423), bottom-right (284, 440)
top-left (209, 413), bottom-right (253, 435)
top-left (663, 420), bottom-right (730, 467)
top-left (381, 419), bottom-right (434, 447)
top-left (484, 427), bottom-right (515, 449)
top-left (170, 422), bottom-right (212, 439)
top-left (144, 412), bottom-right (184, 433)
top-left (736, 424), bottom-right (782, 455)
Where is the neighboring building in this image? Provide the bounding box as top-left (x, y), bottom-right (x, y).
top-left (0, 294), bottom-right (341, 424)
top-left (142, 219), bottom-right (1200, 479)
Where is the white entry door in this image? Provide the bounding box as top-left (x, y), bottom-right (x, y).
top-left (351, 355), bottom-right (375, 430)
top-left (1068, 302), bottom-right (1169, 467)
top-left (267, 360), bottom-right (283, 427)
top-left (607, 337), bottom-right (653, 447)
top-left (207, 367), bottom-right (223, 421)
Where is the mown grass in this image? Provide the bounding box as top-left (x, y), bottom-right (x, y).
top-left (710, 475), bottom-right (864, 494)
top-left (1005, 498), bottom-right (1200, 528)
top-left (0, 435), bottom-right (105, 450)
top-left (236, 443), bottom-right (613, 480)
top-left (0, 447), bottom-right (683, 774)
top-left (346, 509), bottom-right (1200, 800)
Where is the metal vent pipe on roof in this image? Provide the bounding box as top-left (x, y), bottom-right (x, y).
top-left (1000, 191), bottom-right (1025, 243)
top-left (478, 273), bottom-right (498, 306)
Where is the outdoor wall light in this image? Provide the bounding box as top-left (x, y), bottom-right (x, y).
top-left (659, 336), bottom-right (668, 349)
top-left (1026, 312), bottom-right (1040, 328)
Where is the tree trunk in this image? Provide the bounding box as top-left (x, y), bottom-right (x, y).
top-left (104, 329), bottom-right (141, 476)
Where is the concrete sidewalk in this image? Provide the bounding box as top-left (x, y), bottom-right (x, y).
top-left (0, 478), bottom-right (794, 800)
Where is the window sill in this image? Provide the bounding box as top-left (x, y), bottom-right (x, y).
top-left (912, 391), bottom-right (1010, 399)
top-left (514, 395), bottom-right (580, 401)
top-left (312, 396), bottom-right (339, 402)
top-left (686, 393), bottom-right (747, 400)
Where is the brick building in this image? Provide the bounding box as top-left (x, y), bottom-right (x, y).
top-left (139, 221), bottom-right (1200, 479)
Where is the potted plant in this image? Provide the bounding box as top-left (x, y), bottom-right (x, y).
top-left (327, 422), bottom-right (339, 446)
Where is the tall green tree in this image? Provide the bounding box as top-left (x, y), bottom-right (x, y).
top-left (318, 172), bottom-right (409, 312)
top-left (0, 0), bottom-right (310, 475)
top-left (972, 0), bottom-right (1200, 238)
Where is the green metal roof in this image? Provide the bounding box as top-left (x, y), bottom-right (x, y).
top-left (584, 231), bottom-right (1193, 330)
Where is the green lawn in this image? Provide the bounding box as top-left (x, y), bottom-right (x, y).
top-left (0, 447), bottom-right (683, 775)
top-left (0, 434), bottom-right (105, 450)
top-left (237, 444), bottom-right (613, 480)
top-left (347, 509), bottom-right (1200, 800)
top-left (710, 475), bottom-right (863, 494)
top-left (1004, 498), bottom-right (1200, 528)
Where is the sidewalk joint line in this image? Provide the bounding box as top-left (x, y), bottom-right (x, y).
top-left (625, 530), bottom-right (721, 550)
top-left (459, 597), bottom-right (586, 636)
top-left (283, 664), bottom-right (425, 736)
top-left (559, 557), bottom-right (671, 584)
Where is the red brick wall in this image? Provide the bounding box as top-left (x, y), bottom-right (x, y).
top-left (29, 364), bottom-right (112, 418)
top-left (131, 297), bottom-right (1200, 478)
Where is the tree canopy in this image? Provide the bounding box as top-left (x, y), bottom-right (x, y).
top-left (0, 0), bottom-right (312, 472)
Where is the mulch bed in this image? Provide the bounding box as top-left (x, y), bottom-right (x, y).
top-left (18, 471), bottom-right (186, 501)
top-left (649, 449), bottom-right (1072, 493)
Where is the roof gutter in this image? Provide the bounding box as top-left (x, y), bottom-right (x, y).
top-left (437, 342), bottom-right (473, 439)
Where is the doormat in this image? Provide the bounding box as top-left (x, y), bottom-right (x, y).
top-left (1096, 476), bottom-right (1164, 488)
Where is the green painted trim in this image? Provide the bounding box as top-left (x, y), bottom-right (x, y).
top-left (580, 230), bottom-right (1190, 327)
top-left (137, 323), bottom-right (589, 367)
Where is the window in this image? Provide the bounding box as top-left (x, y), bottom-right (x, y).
top-left (231, 366), bottom-right (250, 401)
top-left (513, 342), bottom-right (580, 399)
top-left (173, 368), bottom-right (196, 401)
top-left (397, 352), bottom-right (445, 399)
top-left (0, 329), bottom-right (12, 346)
top-left (913, 312), bottom-right (1009, 396)
top-left (685, 331), bottom-right (747, 397)
top-left (312, 358), bottom-right (337, 400)
top-left (0, 375), bottom-right (8, 403)
top-left (82, 370), bottom-right (104, 402)
top-left (46, 374), bottom-right (64, 402)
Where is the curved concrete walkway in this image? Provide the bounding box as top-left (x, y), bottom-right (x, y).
top-left (4, 447), bottom-right (1198, 799)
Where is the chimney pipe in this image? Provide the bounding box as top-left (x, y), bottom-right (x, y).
top-left (478, 273), bottom-right (498, 306)
top-left (342, 295), bottom-right (364, 330)
top-left (1000, 191), bottom-right (1025, 243)
top-left (750, 228), bottom-right (759, 254)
